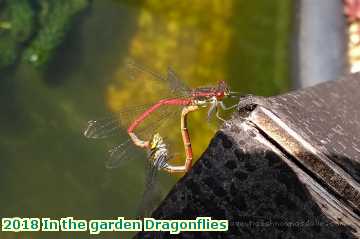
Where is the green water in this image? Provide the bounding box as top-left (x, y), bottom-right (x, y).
top-left (0, 1), bottom-right (292, 238)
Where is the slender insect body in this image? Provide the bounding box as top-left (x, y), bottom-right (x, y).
top-left (84, 62), bottom-right (240, 215)
top-left (150, 133), bottom-right (170, 170)
top-left (192, 99), bottom-right (209, 107)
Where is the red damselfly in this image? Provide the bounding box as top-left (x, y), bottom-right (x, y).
top-left (84, 60), bottom-right (239, 215)
top-left (84, 60), bottom-right (239, 172)
top-left (123, 61), bottom-right (239, 173)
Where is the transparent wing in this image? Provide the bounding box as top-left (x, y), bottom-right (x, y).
top-left (167, 66), bottom-right (192, 97)
top-left (83, 100), bottom-right (184, 140)
top-left (84, 118), bottom-right (120, 139)
top-left (83, 103), bottom-right (159, 139)
top-left (126, 59), bottom-right (191, 97)
top-left (137, 150), bottom-right (173, 218)
top-left (99, 107), bottom-right (181, 169)
top-left (105, 139), bottom-right (139, 169)
top-left (136, 159), bottom-right (159, 218)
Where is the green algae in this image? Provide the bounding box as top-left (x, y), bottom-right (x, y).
top-left (0, 0), bottom-right (89, 70)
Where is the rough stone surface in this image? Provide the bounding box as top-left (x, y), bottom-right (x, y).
top-left (134, 73), bottom-right (360, 238)
top-left (134, 130), bottom-right (355, 238)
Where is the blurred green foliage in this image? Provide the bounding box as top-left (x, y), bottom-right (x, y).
top-left (0, 0), bottom-right (89, 70)
top-left (0, 0), bottom-right (34, 69)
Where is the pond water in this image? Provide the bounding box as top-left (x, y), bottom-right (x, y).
top-left (0, 0), bottom-right (291, 238)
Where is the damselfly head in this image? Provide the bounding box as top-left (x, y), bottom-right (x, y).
top-left (150, 133), bottom-right (164, 150)
top-left (216, 80), bottom-right (242, 99)
top-left (216, 80), bottom-right (230, 99)
top-left (149, 133), bottom-right (169, 170)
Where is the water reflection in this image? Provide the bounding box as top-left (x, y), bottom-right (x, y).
top-left (109, 0), bottom-right (235, 165)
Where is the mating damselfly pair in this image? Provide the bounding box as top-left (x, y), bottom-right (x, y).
top-left (84, 60), bottom-right (240, 216)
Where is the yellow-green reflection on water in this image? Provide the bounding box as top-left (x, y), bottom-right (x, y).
top-left (107, 0), bottom-right (291, 172)
top-left (108, 0), bottom-right (234, 169)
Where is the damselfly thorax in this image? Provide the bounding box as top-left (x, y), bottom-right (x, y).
top-left (84, 60), bottom-right (240, 215)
